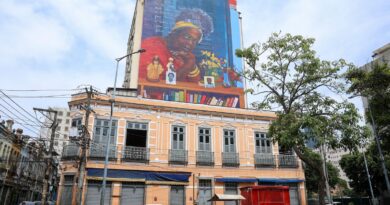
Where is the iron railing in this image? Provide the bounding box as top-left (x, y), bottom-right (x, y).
top-left (278, 154), bottom-right (298, 168)
top-left (169, 149), bottom-right (188, 165)
top-left (196, 151), bottom-right (214, 166)
top-left (122, 146), bottom-right (149, 163)
top-left (61, 144), bottom-right (80, 160)
top-left (89, 142), bottom-right (117, 161)
top-left (222, 152), bottom-right (239, 167)
top-left (254, 153), bottom-right (276, 168)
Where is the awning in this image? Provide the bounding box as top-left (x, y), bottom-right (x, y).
top-left (258, 178), bottom-right (304, 183)
top-left (215, 178), bottom-right (257, 183)
top-left (87, 168), bottom-right (191, 183)
top-left (208, 194), bottom-right (245, 201)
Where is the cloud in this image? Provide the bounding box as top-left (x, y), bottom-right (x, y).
top-left (0, 1), bottom-right (73, 68)
top-left (46, 0), bottom-right (135, 59)
top-left (239, 0), bottom-right (390, 65)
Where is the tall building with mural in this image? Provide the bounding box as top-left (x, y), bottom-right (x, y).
top-left (57, 0), bottom-right (306, 205)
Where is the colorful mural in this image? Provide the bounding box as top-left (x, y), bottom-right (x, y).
top-left (138, 0), bottom-right (244, 108)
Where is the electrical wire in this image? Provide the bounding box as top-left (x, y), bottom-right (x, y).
top-left (0, 102), bottom-right (43, 130)
top-left (0, 89), bottom-right (83, 92)
top-left (0, 108), bottom-right (42, 135)
top-left (0, 90), bottom-right (45, 127)
top-left (0, 108), bottom-right (42, 136)
top-left (2, 95), bottom-right (72, 99)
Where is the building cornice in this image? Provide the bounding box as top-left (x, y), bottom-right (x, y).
top-left (69, 93), bottom-right (276, 121)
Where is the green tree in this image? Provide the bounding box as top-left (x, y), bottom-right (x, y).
top-left (344, 62), bottom-right (390, 197)
top-left (305, 155), bottom-right (341, 196)
top-left (236, 32), bottom-right (367, 205)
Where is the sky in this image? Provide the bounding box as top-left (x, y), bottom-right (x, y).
top-left (0, 0), bottom-right (389, 136)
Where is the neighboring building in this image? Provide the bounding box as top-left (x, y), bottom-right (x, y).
top-left (40, 107), bottom-right (72, 158)
top-left (326, 148), bottom-right (349, 184)
top-left (360, 43), bottom-right (390, 108)
top-left (0, 119), bottom-right (48, 204)
top-left (57, 0), bottom-right (307, 205)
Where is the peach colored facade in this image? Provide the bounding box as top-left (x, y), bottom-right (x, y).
top-left (57, 93), bottom-right (306, 205)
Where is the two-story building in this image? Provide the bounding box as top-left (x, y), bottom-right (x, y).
top-left (57, 91), bottom-right (306, 205)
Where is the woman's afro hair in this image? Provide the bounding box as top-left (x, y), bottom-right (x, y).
top-left (175, 8), bottom-right (214, 36)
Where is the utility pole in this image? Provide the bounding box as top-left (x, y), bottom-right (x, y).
top-left (34, 108), bottom-right (58, 205)
top-left (74, 86), bottom-right (95, 205)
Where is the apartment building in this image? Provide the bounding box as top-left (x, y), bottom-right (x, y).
top-left (40, 107), bottom-right (72, 158)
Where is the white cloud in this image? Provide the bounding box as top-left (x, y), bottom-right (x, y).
top-left (0, 1), bottom-right (73, 67)
top-left (239, 0), bottom-right (390, 65)
top-left (46, 0), bottom-right (135, 59)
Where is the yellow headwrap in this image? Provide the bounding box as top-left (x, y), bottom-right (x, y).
top-left (172, 21), bottom-right (200, 31)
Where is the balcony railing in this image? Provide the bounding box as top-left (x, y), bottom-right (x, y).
top-left (254, 153), bottom-right (276, 168)
top-left (122, 146), bottom-right (149, 163)
top-left (89, 142), bottom-right (117, 161)
top-left (196, 151), bottom-right (214, 166)
top-left (169, 149), bottom-right (188, 165)
top-left (278, 154), bottom-right (298, 168)
top-left (0, 157), bottom-right (8, 169)
top-left (62, 144), bottom-right (80, 160)
top-left (222, 152), bottom-right (239, 167)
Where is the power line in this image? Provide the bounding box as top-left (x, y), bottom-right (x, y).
top-left (0, 106), bottom-right (42, 133)
top-left (0, 89), bottom-right (83, 92)
top-left (0, 100), bottom-right (43, 129)
top-left (0, 108), bottom-right (41, 136)
top-left (0, 90), bottom-right (45, 127)
top-left (2, 95), bottom-right (72, 99)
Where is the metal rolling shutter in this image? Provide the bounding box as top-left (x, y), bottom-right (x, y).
top-left (120, 183), bottom-right (145, 205)
top-left (224, 182), bottom-right (238, 205)
top-left (60, 175), bottom-right (74, 205)
top-left (86, 181), bottom-right (112, 205)
top-left (197, 180), bottom-right (212, 205)
top-left (170, 186), bottom-right (185, 205)
top-left (289, 187), bottom-right (299, 205)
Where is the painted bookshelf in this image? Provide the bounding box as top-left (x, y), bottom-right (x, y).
top-left (138, 79), bottom-right (245, 108)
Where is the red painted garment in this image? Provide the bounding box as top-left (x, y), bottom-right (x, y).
top-left (139, 37), bottom-right (184, 80)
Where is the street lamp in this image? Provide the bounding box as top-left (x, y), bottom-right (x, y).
top-left (100, 49), bottom-right (145, 205)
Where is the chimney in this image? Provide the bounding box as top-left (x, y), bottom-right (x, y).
top-left (6, 120), bottom-right (14, 131)
top-left (15, 128), bottom-right (24, 142)
top-left (16, 128), bottom-right (23, 137)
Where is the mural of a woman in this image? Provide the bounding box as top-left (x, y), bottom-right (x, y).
top-left (139, 8), bottom-right (214, 83)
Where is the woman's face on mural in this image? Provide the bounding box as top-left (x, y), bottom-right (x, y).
top-left (170, 28), bottom-right (202, 54)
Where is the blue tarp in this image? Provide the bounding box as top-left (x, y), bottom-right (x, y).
top-left (87, 168), bottom-right (191, 182)
top-left (215, 178), bottom-right (257, 183)
top-left (258, 178), bottom-right (304, 183)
